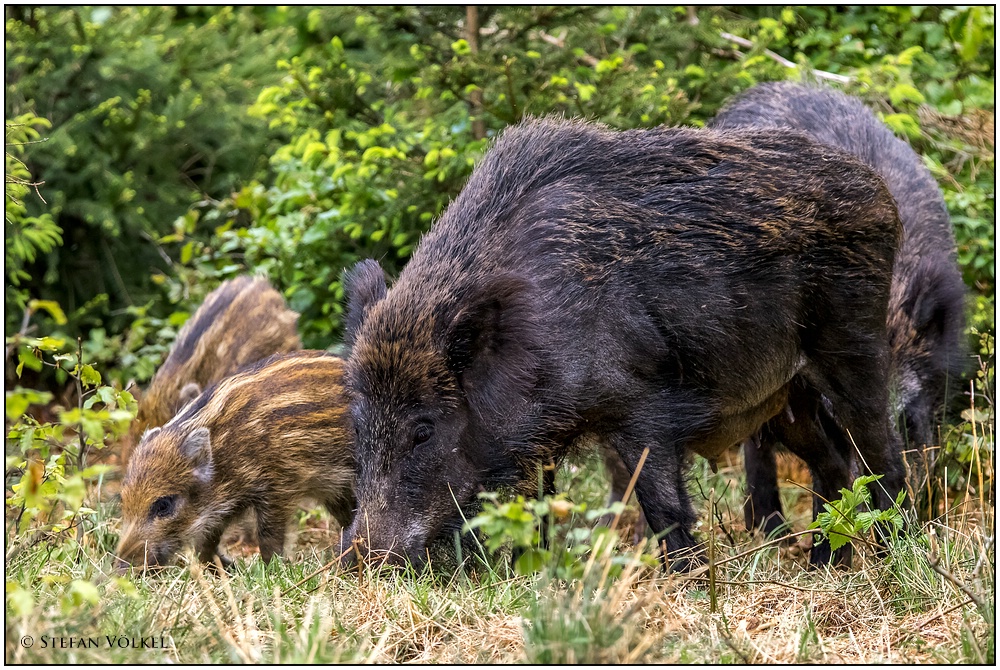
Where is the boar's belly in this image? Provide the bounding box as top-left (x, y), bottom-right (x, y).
top-left (687, 384), bottom-right (790, 460)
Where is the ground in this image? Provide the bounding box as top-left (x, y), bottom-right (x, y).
top-left (5, 445), bottom-right (993, 663)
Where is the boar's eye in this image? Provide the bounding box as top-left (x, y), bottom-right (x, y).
top-left (412, 422), bottom-right (434, 448)
top-left (149, 495), bottom-right (178, 520)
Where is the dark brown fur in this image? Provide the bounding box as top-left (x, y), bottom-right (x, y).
top-left (710, 82), bottom-right (967, 546)
top-left (341, 117), bottom-right (904, 570)
top-left (122, 275), bottom-right (301, 465)
top-left (115, 352), bottom-right (353, 570)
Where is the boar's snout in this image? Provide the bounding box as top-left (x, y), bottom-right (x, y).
top-left (337, 515), bottom-right (429, 570)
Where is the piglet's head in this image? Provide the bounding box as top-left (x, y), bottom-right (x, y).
top-left (115, 425), bottom-right (215, 572)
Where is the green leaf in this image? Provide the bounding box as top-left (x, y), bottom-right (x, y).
top-left (514, 548), bottom-right (548, 575)
top-left (574, 82), bottom-right (597, 102)
top-left (79, 364), bottom-right (102, 388)
top-left (881, 113), bottom-right (921, 140)
top-left (28, 300), bottom-right (67, 325)
top-left (889, 83), bottom-right (925, 107)
top-left (5, 582), bottom-right (34, 617)
top-left (62, 579), bottom-right (101, 611)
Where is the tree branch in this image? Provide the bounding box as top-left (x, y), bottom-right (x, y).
top-left (718, 31), bottom-right (852, 84)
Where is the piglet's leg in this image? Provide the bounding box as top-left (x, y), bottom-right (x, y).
top-left (197, 526), bottom-right (233, 572)
top-left (255, 506), bottom-right (288, 562)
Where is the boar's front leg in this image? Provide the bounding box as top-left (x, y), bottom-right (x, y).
top-left (609, 417), bottom-right (699, 571)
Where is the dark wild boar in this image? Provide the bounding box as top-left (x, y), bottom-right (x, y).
top-left (710, 82), bottom-right (967, 540)
top-left (122, 275), bottom-right (301, 465)
top-left (341, 117), bottom-right (905, 570)
top-left (116, 352), bottom-right (354, 571)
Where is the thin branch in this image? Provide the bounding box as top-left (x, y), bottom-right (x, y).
top-left (538, 30), bottom-right (599, 66)
top-left (716, 614), bottom-right (753, 663)
top-left (928, 553), bottom-right (987, 614)
top-left (890, 597), bottom-right (977, 646)
top-left (719, 31), bottom-right (851, 84)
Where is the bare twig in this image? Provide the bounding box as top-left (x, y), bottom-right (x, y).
top-left (5, 304), bottom-right (34, 362)
top-left (686, 529), bottom-right (816, 578)
top-left (928, 553), bottom-right (987, 614)
top-left (466, 6), bottom-right (486, 140)
top-left (687, 577), bottom-right (842, 594)
top-left (719, 31), bottom-right (851, 84)
top-left (890, 597), bottom-right (977, 646)
top-left (538, 30), bottom-right (599, 66)
top-left (716, 614), bottom-right (753, 663)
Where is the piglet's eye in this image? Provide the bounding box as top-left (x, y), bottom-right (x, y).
top-left (149, 495), bottom-right (178, 520)
top-left (413, 423), bottom-right (434, 447)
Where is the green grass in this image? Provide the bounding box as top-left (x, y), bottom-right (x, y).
top-left (5, 438), bottom-right (994, 664)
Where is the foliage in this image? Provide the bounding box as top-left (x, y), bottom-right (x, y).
top-left (5, 337), bottom-right (135, 551)
top-left (159, 6), bottom-right (994, 351)
top-left (463, 490), bottom-right (656, 580)
top-left (5, 114), bottom-right (63, 335)
top-left (3, 8), bottom-right (994, 663)
top-left (808, 474), bottom-right (907, 553)
top-left (4, 6), bottom-right (292, 335)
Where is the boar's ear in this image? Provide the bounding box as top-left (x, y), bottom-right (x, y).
top-left (443, 275), bottom-right (540, 421)
top-left (179, 427), bottom-right (214, 484)
top-left (343, 259), bottom-right (388, 348)
top-left (179, 383), bottom-right (201, 407)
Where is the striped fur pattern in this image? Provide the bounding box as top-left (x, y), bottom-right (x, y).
top-left (123, 275), bottom-right (301, 464)
top-left (115, 352), bottom-right (354, 570)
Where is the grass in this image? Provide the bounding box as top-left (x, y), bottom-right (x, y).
top-left (5, 425), bottom-right (995, 664)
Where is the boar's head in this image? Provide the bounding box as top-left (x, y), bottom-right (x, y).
top-left (341, 259), bottom-right (542, 567)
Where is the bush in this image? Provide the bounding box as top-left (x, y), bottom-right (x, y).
top-left (4, 6), bottom-right (293, 334)
top-left (166, 6), bottom-right (994, 350)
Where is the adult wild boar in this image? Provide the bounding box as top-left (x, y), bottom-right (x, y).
top-left (710, 82), bottom-right (967, 540)
top-left (341, 117), bottom-right (905, 569)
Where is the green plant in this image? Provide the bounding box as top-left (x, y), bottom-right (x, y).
top-left (5, 114), bottom-right (63, 335)
top-left (808, 474), bottom-right (907, 554)
top-left (5, 336), bottom-right (136, 556)
top-left (5, 6), bottom-right (293, 333)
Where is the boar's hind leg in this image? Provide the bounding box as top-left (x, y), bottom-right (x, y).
top-left (742, 432), bottom-right (786, 538)
top-left (609, 421), bottom-right (698, 571)
top-left (768, 380), bottom-right (855, 566)
top-left (602, 445), bottom-right (649, 545)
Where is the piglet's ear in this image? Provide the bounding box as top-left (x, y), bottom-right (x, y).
top-left (179, 427), bottom-right (214, 484)
top-left (442, 275), bottom-right (540, 423)
top-left (343, 259), bottom-right (388, 349)
top-left (126, 380), bottom-right (142, 402)
top-left (179, 382), bottom-right (201, 407)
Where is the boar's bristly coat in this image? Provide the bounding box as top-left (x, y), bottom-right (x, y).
top-left (342, 117), bottom-right (905, 570)
top-left (122, 275), bottom-right (301, 465)
top-left (710, 82), bottom-right (967, 540)
top-left (116, 352), bottom-right (354, 570)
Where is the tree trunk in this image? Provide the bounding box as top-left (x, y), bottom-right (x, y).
top-left (466, 6), bottom-right (486, 140)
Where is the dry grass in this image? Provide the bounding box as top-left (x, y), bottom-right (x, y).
top-left (5, 426), bottom-right (994, 664)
